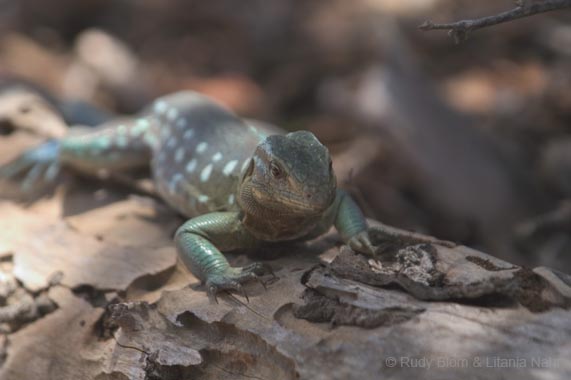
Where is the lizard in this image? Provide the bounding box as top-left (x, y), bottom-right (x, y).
top-left (0, 91), bottom-right (376, 301)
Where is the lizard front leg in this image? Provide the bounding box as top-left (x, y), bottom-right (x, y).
top-left (175, 211), bottom-right (272, 302)
top-left (333, 189), bottom-right (376, 256)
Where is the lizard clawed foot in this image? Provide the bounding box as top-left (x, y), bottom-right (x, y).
top-left (241, 262), bottom-right (278, 290)
top-left (205, 262), bottom-right (275, 303)
top-left (347, 230), bottom-right (377, 257)
top-left (0, 140), bottom-right (61, 192)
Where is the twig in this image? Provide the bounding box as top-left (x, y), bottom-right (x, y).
top-left (419, 0), bottom-right (571, 43)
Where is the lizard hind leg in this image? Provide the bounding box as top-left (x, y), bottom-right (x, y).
top-left (0, 140), bottom-right (61, 194)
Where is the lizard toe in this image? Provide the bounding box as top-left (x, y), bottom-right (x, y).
top-left (205, 262), bottom-right (276, 303)
top-left (205, 271), bottom-right (262, 303)
top-left (241, 262), bottom-right (275, 278)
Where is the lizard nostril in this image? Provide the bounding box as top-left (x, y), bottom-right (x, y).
top-left (306, 193), bottom-right (312, 199)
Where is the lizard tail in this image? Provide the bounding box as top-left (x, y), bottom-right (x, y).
top-left (0, 140), bottom-right (61, 194)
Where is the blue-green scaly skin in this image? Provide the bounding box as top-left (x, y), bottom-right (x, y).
top-left (1, 92), bottom-right (374, 300)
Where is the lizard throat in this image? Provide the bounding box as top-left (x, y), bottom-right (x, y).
top-left (237, 181), bottom-right (322, 241)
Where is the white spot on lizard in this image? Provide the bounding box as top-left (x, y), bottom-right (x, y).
top-left (116, 135), bottom-right (128, 148)
top-left (176, 118), bottom-right (187, 129)
top-left (212, 152), bottom-right (223, 162)
top-left (175, 147), bottom-right (185, 163)
top-left (200, 163), bottom-right (213, 182)
top-left (222, 160), bottom-right (238, 176)
top-left (169, 173), bottom-right (183, 193)
top-left (186, 159), bottom-right (197, 173)
top-left (160, 127), bottom-right (170, 140)
top-left (183, 129), bottom-right (194, 140)
top-left (131, 119), bottom-right (149, 137)
top-left (154, 100), bottom-right (167, 114)
top-left (196, 142), bottom-right (208, 154)
top-left (167, 108), bottom-right (179, 121)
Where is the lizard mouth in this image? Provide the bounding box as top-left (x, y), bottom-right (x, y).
top-left (259, 187), bottom-right (335, 216)
top-left (241, 181), bottom-right (335, 217)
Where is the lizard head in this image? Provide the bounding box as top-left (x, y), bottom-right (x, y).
top-left (239, 131), bottom-right (336, 217)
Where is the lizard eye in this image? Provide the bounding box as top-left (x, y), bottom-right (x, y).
top-left (270, 161), bottom-right (283, 178)
top-left (329, 160), bottom-right (333, 172)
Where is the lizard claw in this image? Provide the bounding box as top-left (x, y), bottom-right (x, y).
top-left (207, 284), bottom-right (220, 304)
top-left (207, 280), bottom-right (249, 303)
top-left (205, 262), bottom-right (274, 303)
top-left (245, 272), bottom-right (268, 290)
top-left (257, 276), bottom-right (268, 290)
top-left (236, 283), bottom-right (249, 303)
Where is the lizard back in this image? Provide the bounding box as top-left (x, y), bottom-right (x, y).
top-left (146, 92), bottom-right (277, 217)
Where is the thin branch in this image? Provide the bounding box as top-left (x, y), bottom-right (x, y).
top-left (419, 0), bottom-right (571, 43)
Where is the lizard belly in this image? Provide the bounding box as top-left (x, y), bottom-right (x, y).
top-left (145, 92), bottom-right (273, 217)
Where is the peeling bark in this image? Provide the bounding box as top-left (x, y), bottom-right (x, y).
top-left (0, 197), bottom-right (568, 379)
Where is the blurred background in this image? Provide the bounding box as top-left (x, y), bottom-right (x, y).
top-left (0, 0), bottom-right (569, 271)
